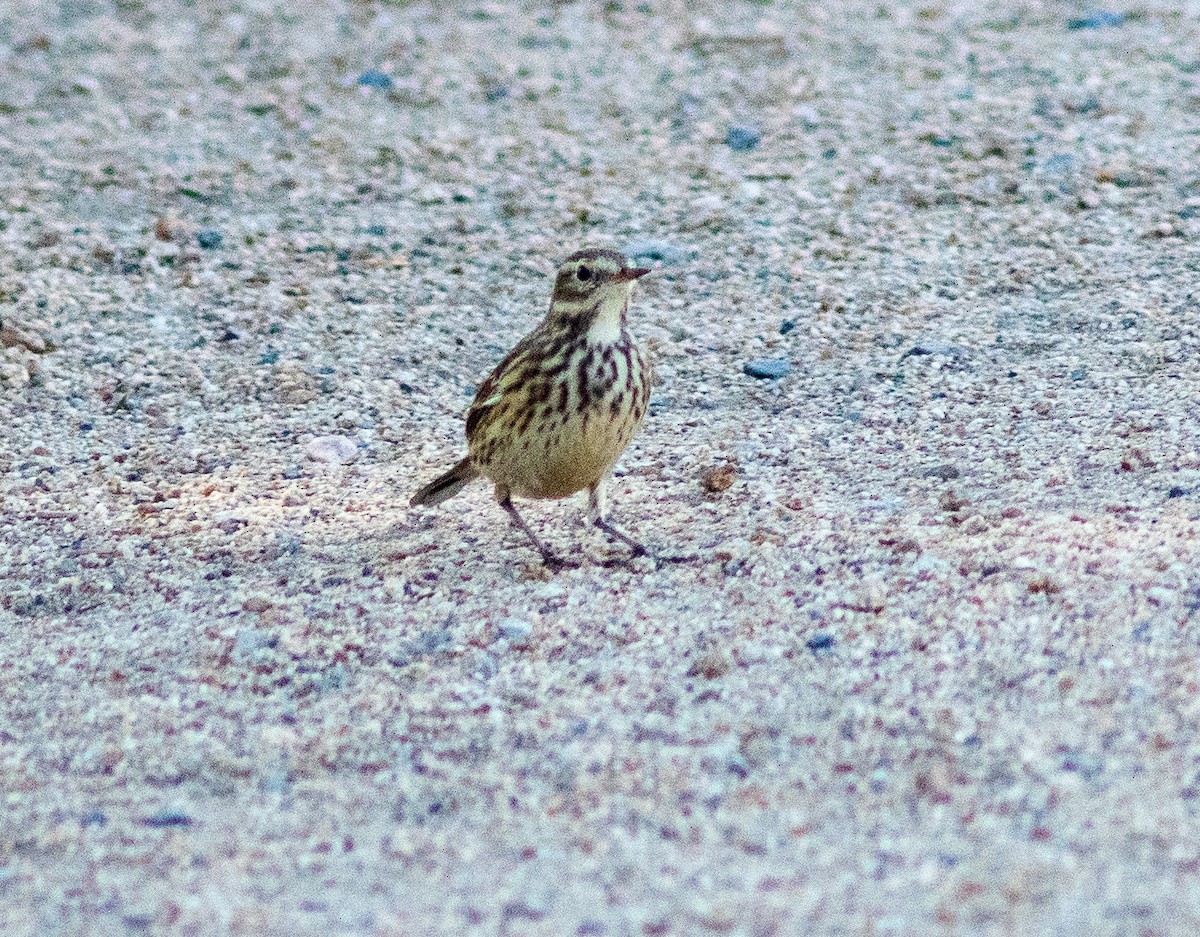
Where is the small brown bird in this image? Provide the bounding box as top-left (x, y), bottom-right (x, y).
top-left (411, 247), bottom-right (656, 569)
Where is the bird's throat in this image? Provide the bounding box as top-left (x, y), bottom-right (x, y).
top-left (583, 288), bottom-right (630, 344)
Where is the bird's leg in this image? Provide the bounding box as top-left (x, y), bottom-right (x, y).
top-left (588, 482), bottom-right (650, 559)
top-left (588, 481), bottom-right (700, 566)
top-left (498, 490), bottom-right (578, 571)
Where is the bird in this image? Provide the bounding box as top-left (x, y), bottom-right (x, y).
top-left (411, 247), bottom-right (659, 570)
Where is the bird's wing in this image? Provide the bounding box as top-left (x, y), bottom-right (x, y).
top-left (463, 332), bottom-right (541, 441)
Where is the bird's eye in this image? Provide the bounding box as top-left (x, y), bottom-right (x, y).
top-left (576, 265), bottom-right (592, 281)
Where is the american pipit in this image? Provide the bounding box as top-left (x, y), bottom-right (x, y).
top-left (411, 247), bottom-right (660, 569)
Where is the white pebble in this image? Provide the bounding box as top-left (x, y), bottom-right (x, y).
top-left (305, 435), bottom-right (359, 465)
top-left (498, 618), bottom-right (533, 641)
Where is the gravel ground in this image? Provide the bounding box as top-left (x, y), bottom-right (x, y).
top-left (3, 1), bottom-right (1200, 935)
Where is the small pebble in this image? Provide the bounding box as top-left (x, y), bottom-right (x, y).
top-left (619, 239), bottom-right (696, 266)
top-left (923, 465), bottom-right (961, 481)
top-left (779, 320), bottom-right (796, 335)
top-left (700, 464), bottom-right (737, 493)
top-left (498, 618), bottom-right (533, 641)
top-left (357, 70), bottom-right (393, 89)
top-left (196, 229), bottom-right (223, 250)
top-left (1060, 751), bottom-right (1105, 780)
top-left (687, 651), bottom-right (731, 679)
top-left (743, 359), bottom-right (791, 380)
top-left (141, 810), bottom-right (192, 828)
top-left (1067, 11), bottom-right (1125, 29)
top-left (806, 633), bottom-right (836, 652)
top-left (0, 322), bottom-right (48, 353)
top-left (900, 339), bottom-right (966, 359)
top-left (305, 435), bottom-right (359, 465)
top-left (1038, 153), bottom-right (1076, 176)
top-left (725, 126), bottom-right (761, 151)
top-left (235, 627), bottom-right (277, 658)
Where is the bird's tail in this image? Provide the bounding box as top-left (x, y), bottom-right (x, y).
top-left (410, 457), bottom-right (479, 507)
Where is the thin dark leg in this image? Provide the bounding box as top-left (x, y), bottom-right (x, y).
top-left (593, 518), bottom-right (650, 558)
top-left (500, 497), bottom-right (578, 570)
top-left (593, 518), bottom-right (698, 566)
top-left (588, 481), bottom-right (697, 566)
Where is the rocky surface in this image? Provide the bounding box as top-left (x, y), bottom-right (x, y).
top-left (2, 1), bottom-right (1199, 935)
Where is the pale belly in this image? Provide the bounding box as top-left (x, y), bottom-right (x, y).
top-left (489, 404), bottom-right (641, 499)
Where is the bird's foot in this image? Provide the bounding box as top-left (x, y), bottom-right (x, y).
top-left (595, 547), bottom-right (701, 570)
top-left (593, 519), bottom-right (702, 568)
top-left (593, 519), bottom-right (651, 559)
top-left (653, 552), bottom-right (701, 565)
top-left (542, 550), bottom-right (581, 573)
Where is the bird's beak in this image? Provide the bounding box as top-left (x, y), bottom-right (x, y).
top-left (614, 266), bottom-right (652, 283)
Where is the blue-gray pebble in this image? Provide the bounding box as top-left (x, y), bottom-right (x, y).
top-left (1067, 11), bottom-right (1124, 29)
top-left (357, 70), bottom-right (393, 89)
top-left (806, 632), bottom-right (836, 651)
top-left (725, 126), bottom-right (761, 151)
top-left (743, 359), bottom-right (791, 379)
top-left (619, 239), bottom-right (696, 266)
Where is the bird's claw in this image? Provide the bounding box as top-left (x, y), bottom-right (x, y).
top-left (542, 552), bottom-right (581, 572)
top-left (654, 552), bottom-right (701, 565)
top-left (595, 548), bottom-right (699, 570)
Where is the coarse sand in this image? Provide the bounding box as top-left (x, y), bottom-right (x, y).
top-left (2, 1), bottom-right (1200, 935)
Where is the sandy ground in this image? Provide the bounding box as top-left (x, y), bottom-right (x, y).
top-left (3, 1), bottom-right (1200, 934)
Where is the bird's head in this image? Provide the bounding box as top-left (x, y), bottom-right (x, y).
top-left (548, 248), bottom-right (650, 331)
